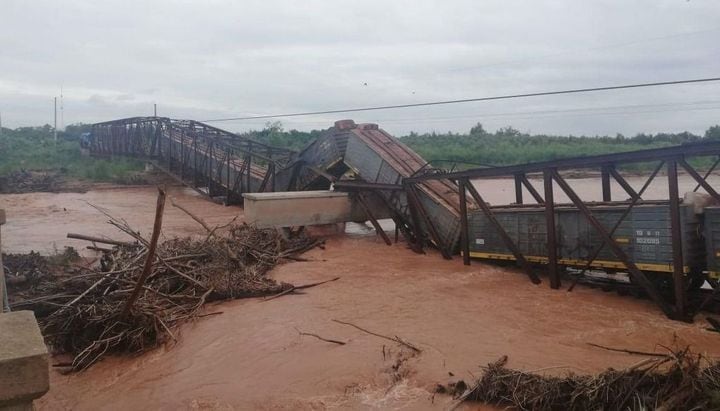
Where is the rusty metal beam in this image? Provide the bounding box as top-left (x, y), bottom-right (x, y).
top-left (459, 178), bottom-right (471, 266)
top-left (519, 174), bottom-right (544, 204)
top-left (601, 165), bottom-right (612, 202)
top-left (514, 174), bottom-right (523, 204)
top-left (608, 166), bottom-right (640, 201)
top-left (679, 158), bottom-right (720, 202)
top-left (372, 189), bottom-right (418, 249)
top-left (465, 181), bottom-right (541, 284)
top-left (667, 160), bottom-right (687, 319)
top-left (543, 169), bottom-right (560, 289)
top-left (404, 184), bottom-right (426, 252)
top-left (406, 185), bottom-right (451, 259)
top-left (258, 163), bottom-right (275, 193)
top-left (694, 156), bottom-right (720, 193)
top-left (306, 165), bottom-right (337, 184)
top-left (356, 193), bottom-right (392, 246)
top-left (407, 140), bottom-right (720, 182)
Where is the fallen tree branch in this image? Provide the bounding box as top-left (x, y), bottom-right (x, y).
top-left (171, 198), bottom-right (212, 232)
top-left (122, 187), bottom-right (166, 316)
top-left (263, 277), bottom-right (340, 301)
top-left (197, 311), bottom-right (223, 318)
top-left (331, 319), bottom-right (421, 353)
top-left (86, 245), bottom-right (112, 253)
top-left (295, 327), bottom-right (346, 345)
top-left (67, 233), bottom-right (138, 247)
top-left (11, 196), bottom-right (320, 371)
top-left (587, 342), bottom-right (668, 357)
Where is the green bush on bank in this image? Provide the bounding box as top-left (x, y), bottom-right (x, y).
top-left (0, 124), bottom-right (144, 182)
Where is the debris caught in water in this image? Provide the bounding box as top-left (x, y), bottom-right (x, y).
top-left (7, 198), bottom-right (321, 371)
top-left (443, 347), bottom-right (720, 411)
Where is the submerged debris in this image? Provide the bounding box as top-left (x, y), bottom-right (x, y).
top-left (8, 221), bottom-right (319, 371)
top-left (443, 348), bottom-right (720, 411)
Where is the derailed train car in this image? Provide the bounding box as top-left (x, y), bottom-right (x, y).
top-left (468, 201), bottom-right (714, 289)
top-left (342, 122), bottom-right (465, 252)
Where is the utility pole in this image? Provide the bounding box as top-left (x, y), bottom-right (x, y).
top-left (154, 103), bottom-right (157, 117)
top-left (60, 86), bottom-right (64, 131)
top-left (53, 97), bottom-right (57, 144)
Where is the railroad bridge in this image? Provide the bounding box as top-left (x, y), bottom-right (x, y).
top-left (90, 117), bottom-right (720, 321)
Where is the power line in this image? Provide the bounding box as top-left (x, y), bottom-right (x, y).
top-left (203, 76), bottom-right (720, 123)
top-left (244, 99), bottom-right (720, 126)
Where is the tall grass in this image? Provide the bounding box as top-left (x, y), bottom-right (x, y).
top-left (0, 127), bottom-right (144, 182)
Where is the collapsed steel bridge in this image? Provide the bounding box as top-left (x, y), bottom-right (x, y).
top-left (91, 116), bottom-right (720, 321)
top-left (91, 117), bottom-right (296, 203)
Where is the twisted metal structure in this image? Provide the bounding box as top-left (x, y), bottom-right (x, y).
top-left (90, 116), bottom-right (720, 321)
top-left (91, 117), bottom-right (297, 203)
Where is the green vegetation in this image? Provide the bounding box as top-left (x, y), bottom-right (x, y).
top-left (0, 123), bottom-right (145, 182)
top-left (240, 121), bottom-right (321, 151)
top-left (242, 121), bottom-right (720, 170)
top-left (399, 124), bottom-right (718, 169)
top-left (2, 120), bottom-right (719, 183)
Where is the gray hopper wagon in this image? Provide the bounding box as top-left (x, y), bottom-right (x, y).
top-left (468, 202), bottom-right (708, 288)
top-left (282, 122), bottom-right (352, 190)
top-left (340, 121), bottom-right (466, 252)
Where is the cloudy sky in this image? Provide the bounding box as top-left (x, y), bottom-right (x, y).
top-left (1, 0), bottom-right (719, 136)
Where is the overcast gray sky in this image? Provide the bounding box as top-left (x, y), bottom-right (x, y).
top-left (1, 0), bottom-right (719, 136)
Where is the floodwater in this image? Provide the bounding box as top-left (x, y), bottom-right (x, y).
top-left (0, 178), bottom-right (719, 410)
top-left (0, 185), bottom-right (242, 255)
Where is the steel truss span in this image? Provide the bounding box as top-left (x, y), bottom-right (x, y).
top-left (410, 142), bottom-right (720, 322)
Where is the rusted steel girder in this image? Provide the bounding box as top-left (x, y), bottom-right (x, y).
top-left (406, 140), bottom-right (720, 183)
top-left (459, 178), bottom-right (471, 266)
top-left (679, 158), bottom-right (720, 202)
top-left (667, 160), bottom-right (687, 319)
top-left (543, 169), bottom-right (560, 289)
top-left (514, 174), bottom-right (523, 204)
top-left (694, 156), bottom-right (720, 193)
top-left (405, 184), bottom-right (451, 259)
top-left (608, 166), bottom-right (641, 201)
top-left (519, 174), bottom-right (544, 204)
top-left (355, 193), bottom-right (392, 246)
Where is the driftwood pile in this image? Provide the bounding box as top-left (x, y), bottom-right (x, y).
top-left (444, 347), bottom-right (720, 410)
top-left (9, 190), bottom-right (320, 371)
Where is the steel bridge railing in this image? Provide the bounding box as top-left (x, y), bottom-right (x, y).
top-left (90, 117), bottom-right (298, 204)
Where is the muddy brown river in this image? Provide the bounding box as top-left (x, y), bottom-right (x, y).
top-left (1, 177), bottom-right (719, 410)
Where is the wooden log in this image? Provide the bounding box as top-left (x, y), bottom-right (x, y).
top-left (122, 187), bottom-right (167, 316)
top-left (67, 233), bottom-right (137, 247)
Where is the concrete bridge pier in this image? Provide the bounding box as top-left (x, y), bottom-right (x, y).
top-left (0, 211), bottom-right (50, 410)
